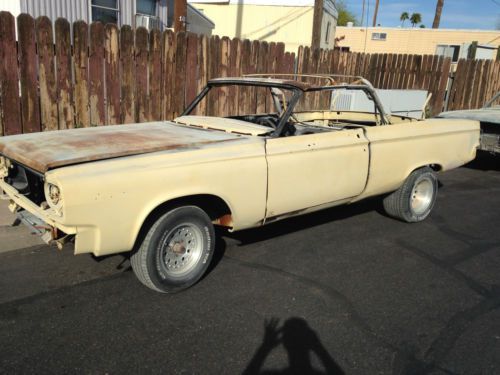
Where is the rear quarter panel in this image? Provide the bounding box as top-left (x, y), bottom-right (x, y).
top-left (354, 119), bottom-right (479, 201)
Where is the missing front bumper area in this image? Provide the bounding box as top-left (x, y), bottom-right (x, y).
top-left (15, 209), bottom-right (74, 250)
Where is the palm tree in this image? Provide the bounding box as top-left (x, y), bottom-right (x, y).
top-left (410, 13), bottom-right (422, 27)
top-left (432, 0), bottom-right (444, 28)
top-left (400, 12), bottom-right (409, 27)
top-left (372, 0), bottom-right (380, 26)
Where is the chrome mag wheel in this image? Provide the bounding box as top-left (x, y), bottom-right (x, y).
top-left (159, 223), bottom-right (204, 278)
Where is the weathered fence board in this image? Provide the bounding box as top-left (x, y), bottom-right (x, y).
top-left (135, 27), bottom-right (149, 122)
top-left (149, 29), bottom-right (162, 121)
top-left (73, 21), bottom-right (90, 128)
top-left (0, 12), bottom-right (21, 135)
top-left (173, 31), bottom-right (187, 118)
top-left (55, 18), bottom-right (74, 129)
top-left (161, 30), bottom-right (175, 120)
top-left (229, 38), bottom-right (241, 115)
top-left (218, 36), bottom-right (230, 117)
top-left (120, 25), bottom-right (135, 124)
top-left (256, 41), bottom-right (268, 114)
top-left (17, 14), bottom-right (40, 134)
top-left (195, 34), bottom-right (208, 116)
top-left (207, 35), bottom-right (220, 117)
top-left (105, 23), bottom-right (120, 125)
top-left (37, 16), bottom-right (58, 131)
top-left (185, 32), bottom-right (198, 114)
top-left (89, 22), bottom-right (105, 126)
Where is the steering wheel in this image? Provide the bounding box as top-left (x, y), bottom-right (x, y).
top-left (256, 115), bottom-right (278, 129)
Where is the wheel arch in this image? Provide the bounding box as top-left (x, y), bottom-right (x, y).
top-left (397, 163), bottom-right (441, 193)
top-left (130, 193), bottom-right (233, 254)
top-left (141, 193), bottom-right (233, 230)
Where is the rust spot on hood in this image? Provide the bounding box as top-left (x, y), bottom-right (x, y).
top-left (0, 122), bottom-right (243, 172)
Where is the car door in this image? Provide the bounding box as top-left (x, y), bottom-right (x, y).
top-left (264, 128), bottom-right (370, 219)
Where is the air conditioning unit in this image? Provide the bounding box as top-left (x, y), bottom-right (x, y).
top-left (331, 89), bottom-right (429, 118)
top-left (135, 14), bottom-right (161, 31)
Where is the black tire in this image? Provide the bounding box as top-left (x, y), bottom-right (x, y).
top-left (131, 206), bottom-right (215, 293)
top-left (383, 167), bottom-right (438, 223)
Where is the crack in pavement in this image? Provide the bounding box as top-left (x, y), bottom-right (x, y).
top-left (395, 239), bottom-right (500, 374)
top-left (396, 239), bottom-right (491, 298)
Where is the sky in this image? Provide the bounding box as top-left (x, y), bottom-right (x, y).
top-left (343, 0), bottom-right (500, 30)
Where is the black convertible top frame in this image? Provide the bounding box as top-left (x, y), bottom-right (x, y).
top-left (181, 75), bottom-right (391, 137)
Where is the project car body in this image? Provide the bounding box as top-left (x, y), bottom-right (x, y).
top-left (0, 75), bottom-right (479, 291)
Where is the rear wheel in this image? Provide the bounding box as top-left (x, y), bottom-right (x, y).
top-left (383, 167), bottom-right (438, 222)
top-left (131, 206), bottom-right (215, 293)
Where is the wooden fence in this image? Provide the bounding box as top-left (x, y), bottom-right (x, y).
top-left (0, 11), bottom-right (499, 137)
top-left (447, 58), bottom-right (500, 111)
top-left (0, 12), bottom-right (296, 136)
top-left (296, 47), bottom-right (452, 116)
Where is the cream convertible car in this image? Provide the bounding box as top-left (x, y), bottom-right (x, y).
top-left (0, 75), bottom-right (479, 293)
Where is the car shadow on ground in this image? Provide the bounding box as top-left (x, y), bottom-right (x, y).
top-left (223, 197), bottom-right (385, 246)
top-left (243, 317), bottom-right (344, 375)
top-left (465, 151), bottom-right (500, 171)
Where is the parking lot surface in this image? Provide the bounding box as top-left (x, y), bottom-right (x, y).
top-left (1, 153), bottom-right (499, 374)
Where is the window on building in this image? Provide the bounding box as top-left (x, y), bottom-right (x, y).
top-left (436, 45), bottom-right (460, 63)
top-left (136, 0), bottom-right (160, 30)
top-left (137, 0), bottom-right (157, 16)
top-left (325, 21), bottom-right (331, 44)
top-left (91, 0), bottom-right (119, 24)
top-left (371, 32), bottom-right (387, 41)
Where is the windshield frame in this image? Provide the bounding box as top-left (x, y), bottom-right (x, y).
top-left (182, 80), bottom-right (390, 137)
top-left (181, 82), bottom-right (303, 137)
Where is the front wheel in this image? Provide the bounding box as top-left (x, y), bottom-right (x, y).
top-left (131, 206), bottom-right (215, 293)
top-left (383, 167), bottom-right (438, 223)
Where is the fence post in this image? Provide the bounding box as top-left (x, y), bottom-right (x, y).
top-left (467, 41), bottom-right (477, 59)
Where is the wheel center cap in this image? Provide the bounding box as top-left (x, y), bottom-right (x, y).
top-left (172, 242), bottom-right (186, 255)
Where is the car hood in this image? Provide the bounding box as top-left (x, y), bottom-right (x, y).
top-left (438, 107), bottom-right (500, 125)
top-left (0, 121), bottom-right (244, 173)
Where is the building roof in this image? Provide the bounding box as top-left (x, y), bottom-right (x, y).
top-left (189, 0), bottom-right (332, 8)
top-left (187, 3), bottom-right (215, 27)
top-left (337, 26), bottom-right (500, 34)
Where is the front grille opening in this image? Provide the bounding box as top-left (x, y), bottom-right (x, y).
top-left (5, 162), bottom-right (45, 205)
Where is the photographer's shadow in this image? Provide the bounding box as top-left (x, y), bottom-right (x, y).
top-left (243, 317), bottom-right (344, 375)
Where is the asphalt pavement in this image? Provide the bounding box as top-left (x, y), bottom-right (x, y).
top-left (1, 152), bottom-right (499, 375)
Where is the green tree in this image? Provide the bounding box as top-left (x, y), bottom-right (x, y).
top-left (419, 24), bottom-right (426, 28)
top-left (400, 12), bottom-right (409, 27)
top-left (336, 0), bottom-right (358, 26)
top-left (410, 13), bottom-right (422, 27)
